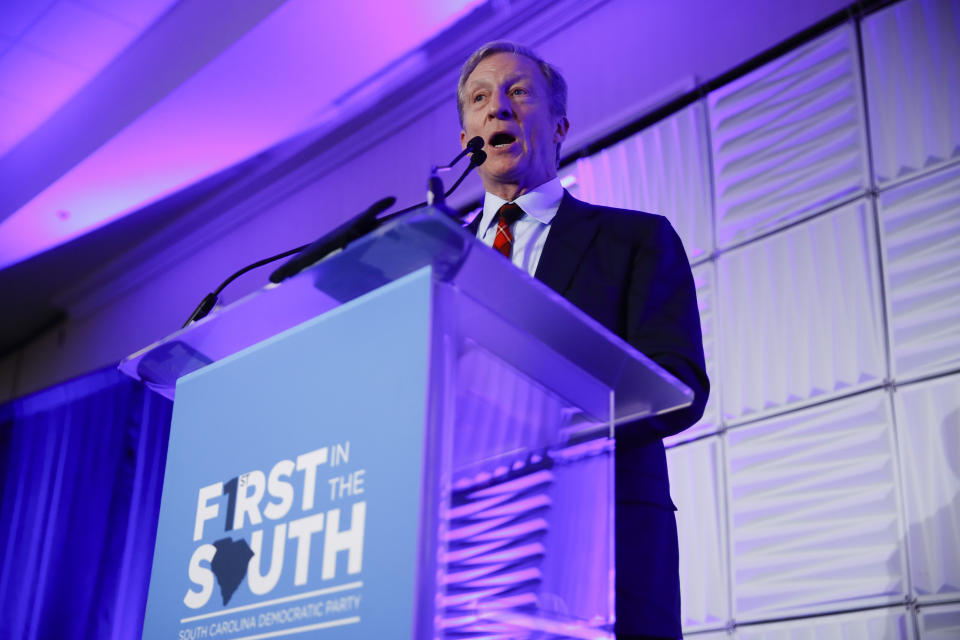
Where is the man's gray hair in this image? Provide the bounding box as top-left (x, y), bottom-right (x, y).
top-left (456, 41), bottom-right (568, 127)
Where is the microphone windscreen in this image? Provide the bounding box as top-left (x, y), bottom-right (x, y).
top-left (367, 196), bottom-right (396, 218)
top-left (466, 136), bottom-right (484, 152)
top-left (471, 149), bottom-right (487, 166)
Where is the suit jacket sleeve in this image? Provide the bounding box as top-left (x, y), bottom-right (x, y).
top-left (620, 215), bottom-right (709, 443)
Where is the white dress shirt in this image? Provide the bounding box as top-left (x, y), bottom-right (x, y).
top-left (475, 177), bottom-right (564, 276)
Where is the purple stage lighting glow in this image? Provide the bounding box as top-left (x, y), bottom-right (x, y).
top-left (0, 0), bottom-right (482, 270)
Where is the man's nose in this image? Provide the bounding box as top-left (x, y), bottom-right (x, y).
top-left (487, 90), bottom-right (513, 119)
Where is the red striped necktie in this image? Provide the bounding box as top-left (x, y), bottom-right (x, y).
top-left (492, 202), bottom-right (524, 258)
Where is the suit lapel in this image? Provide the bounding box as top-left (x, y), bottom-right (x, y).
top-left (464, 210), bottom-right (482, 236)
top-left (534, 191), bottom-right (601, 294)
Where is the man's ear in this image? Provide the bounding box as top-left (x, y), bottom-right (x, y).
top-left (460, 130), bottom-right (468, 149)
top-left (554, 116), bottom-right (570, 143)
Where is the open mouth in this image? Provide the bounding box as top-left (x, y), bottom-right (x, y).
top-left (489, 132), bottom-right (517, 148)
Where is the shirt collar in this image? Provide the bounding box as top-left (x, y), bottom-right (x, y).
top-left (478, 177), bottom-right (564, 236)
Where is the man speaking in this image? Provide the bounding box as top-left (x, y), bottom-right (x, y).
top-left (458, 41), bottom-right (710, 640)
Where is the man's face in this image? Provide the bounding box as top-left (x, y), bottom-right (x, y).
top-left (460, 52), bottom-right (569, 199)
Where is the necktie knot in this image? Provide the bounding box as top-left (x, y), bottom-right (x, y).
top-left (492, 202), bottom-right (524, 258)
top-left (497, 202), bottom-right (524, 225)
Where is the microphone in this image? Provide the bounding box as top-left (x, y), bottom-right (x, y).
top-left (182, 243), bottom-right (313, 328)
top-left (444, 136), bottom-right (484, 168)
top-left (378, 142), bottom-right (487, 223)
top-left (181, 142), bottom-right (484, 328)
top-left (442, 149), bottom-right (486, 201)
top-left (181, 196), bottom-right (396, 328)
top-left (466, 135), bottom-right (484, 153)
top-left (269, 196), bottom-right (396, 284)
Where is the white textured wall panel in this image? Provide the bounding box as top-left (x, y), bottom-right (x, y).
top-left (717, 200), bottom-right (885, 423)
top-left (726, 392), bottom-right (906, 620)
top-left (566, 102), bottom-right (714, 262)
top-left (667, 262), bottom-right (720, 446)
top-left (708, 26), bottom-right (870, 248)
top-left (734, 607), bottom-right (913, 640)
top-left (862, 0), bottom-right (960, 185)
top-left (918, 602), bottom-right (960, 639)
top-left (667, 436), bottom-right (729, 631)
top-left (894, 374), bottom-right (960, 602)
top-left (880, 164), bottom-right (960, 380)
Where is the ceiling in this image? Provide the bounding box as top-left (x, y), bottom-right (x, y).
top-left (0, 0), bottom-right (178, 158)
top-left (0, 0), bottom-right (483, 355)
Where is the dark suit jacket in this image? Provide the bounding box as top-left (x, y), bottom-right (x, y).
top-left (471, 191), bottom-right (709, 637)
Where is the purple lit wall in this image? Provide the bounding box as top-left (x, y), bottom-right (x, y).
top-left (559, 0), bottom-right (960, 635)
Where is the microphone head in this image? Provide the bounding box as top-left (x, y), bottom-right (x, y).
top-left (466, 136), bottom-right (484, 152)
top-left (370, 195), bottom-right (397, 215)
top-left (470, 149), bottom-right (487, 167)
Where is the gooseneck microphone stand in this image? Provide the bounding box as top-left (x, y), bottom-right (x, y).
top-left (182, 139), bottom-right (487, 327)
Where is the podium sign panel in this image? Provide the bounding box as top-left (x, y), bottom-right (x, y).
top-left (142, 271), bottom-right (432, 639)
top-left (126, 209), bottom-right (693, 639)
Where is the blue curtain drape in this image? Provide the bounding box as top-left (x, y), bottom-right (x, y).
top-left (0, 366), bottom-right (172, 639)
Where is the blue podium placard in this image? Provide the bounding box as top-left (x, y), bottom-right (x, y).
top-left (142, 268), bottom-right (433, 640)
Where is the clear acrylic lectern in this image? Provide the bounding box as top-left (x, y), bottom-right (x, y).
top-left (121, 208), bottom-right (692, 640)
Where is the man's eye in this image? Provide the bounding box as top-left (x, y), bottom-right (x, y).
top-left (473, 93), bottom-right (485, 103)
top-left (511, 88), bottom-right (528, 96)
